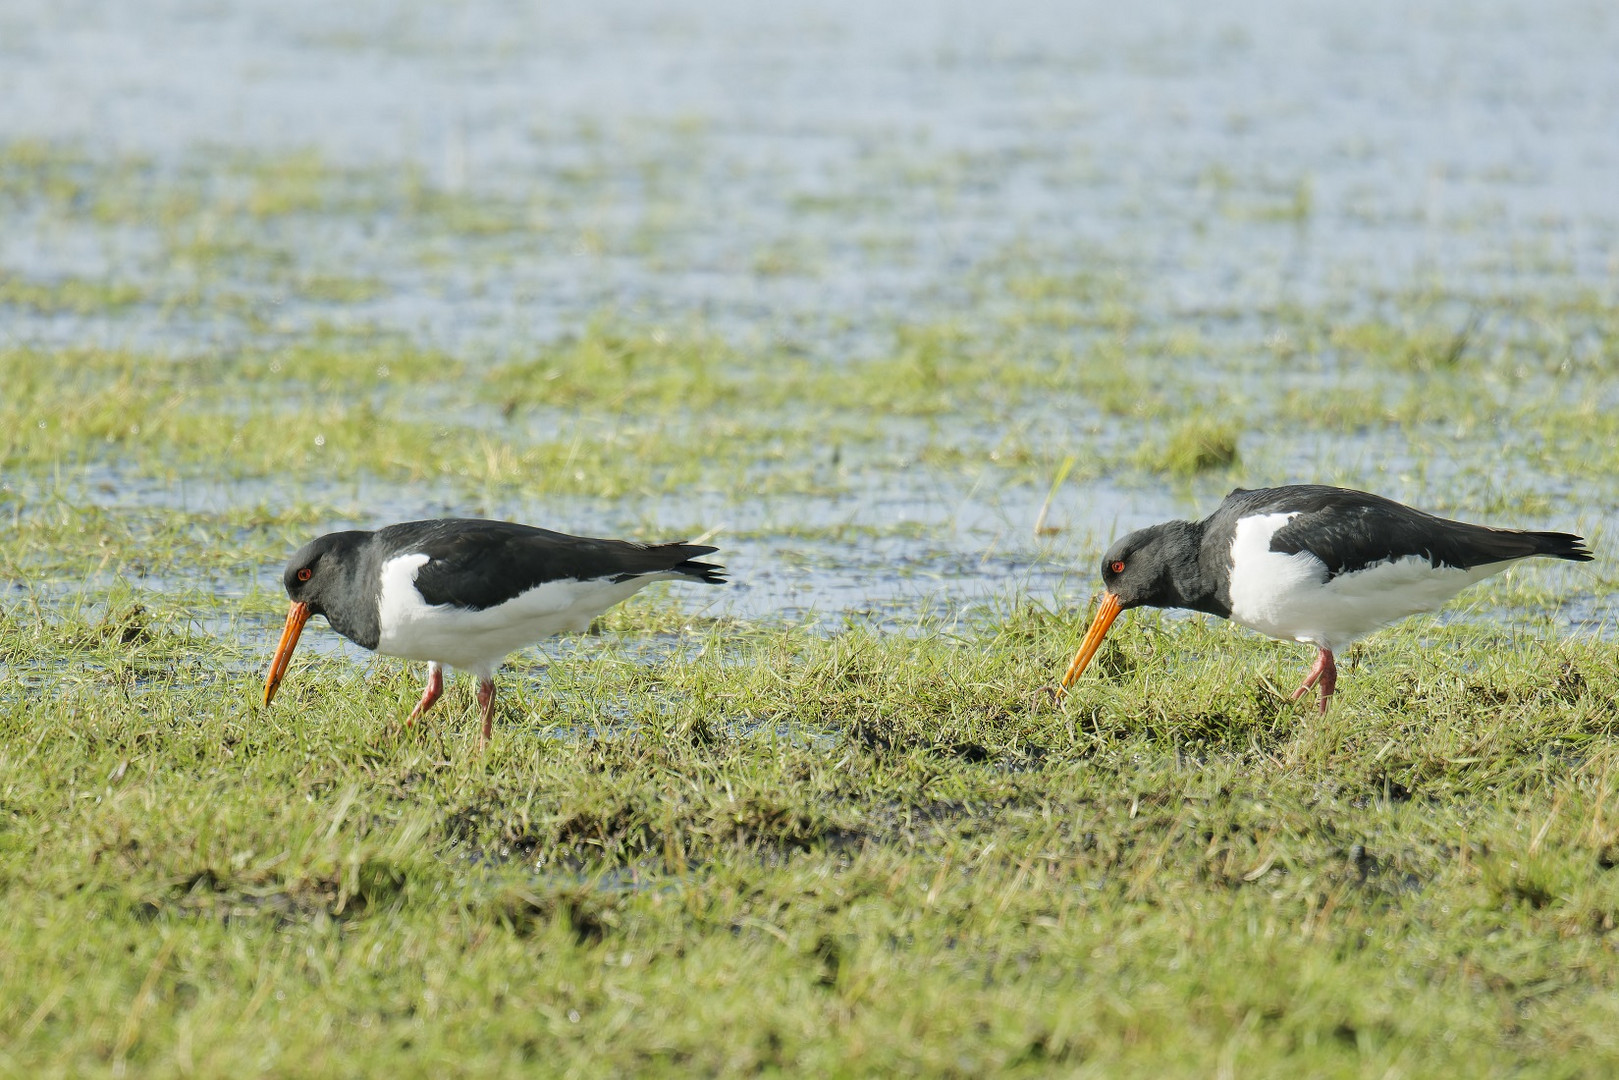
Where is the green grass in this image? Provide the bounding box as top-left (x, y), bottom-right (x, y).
top-left (3, 589), bottom-right (1619, 1076)
top-left (0, 274), bottom-right (146, 315)
top-left (0, 319), bottom-right (1243, 496)
top-left (1135, 415), bottom-right (1242, 476)
top-left (4, 133), bottom-right (1619, 1076)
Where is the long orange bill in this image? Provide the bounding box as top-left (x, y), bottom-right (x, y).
top-left (263, 601), bottom-right (312, 706)
top-left (1058, 592), bottom-right (1124, 695)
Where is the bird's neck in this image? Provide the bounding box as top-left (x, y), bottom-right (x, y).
top-left (1160, 519), bottom-right (1230, 617)
top-left (323, 540), bottom-right (385, 650)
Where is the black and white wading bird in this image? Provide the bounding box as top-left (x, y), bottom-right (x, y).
top-left (1059, 485), bottom-right (1591, 711)
top-left (262, 519), bottom-right (725, 742)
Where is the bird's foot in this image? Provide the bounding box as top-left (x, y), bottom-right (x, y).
top-left (476, 678), bottom-right (496, 747)
top-left (1289, 648), bottom-right (1337, 713)
top-left (405, 662), bottom-right (445, 728)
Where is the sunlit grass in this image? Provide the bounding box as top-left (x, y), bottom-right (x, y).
top-left (0, 274), bottom-right (146, 315)
top-left (3, 132), bottom-right (1619, 1076)
top-left (3, 580), bottom-right (1619, 1075)
top-left (1136, 415), bottom-right (1241, 476)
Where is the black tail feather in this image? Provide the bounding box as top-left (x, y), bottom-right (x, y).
top-left (617, 541), bottom-right (726, 585)
top-left (672, 559), bottom-right (727, 584)
top-left (1527, 530), bottom-right (1593, 562)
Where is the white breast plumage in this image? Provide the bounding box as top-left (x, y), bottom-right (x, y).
top-left (1226, 512), bottom-right (1509, 652)
top-left (373, 553), bottom-right (677, 679)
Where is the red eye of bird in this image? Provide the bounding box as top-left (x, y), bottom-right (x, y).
top-left (297, 568), bottom-right (313, 582)
top-left (1110, 560), bottom-right (1125, 574)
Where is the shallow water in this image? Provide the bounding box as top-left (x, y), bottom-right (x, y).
top-left (6, 0), bottom-right (1614, 326)
top-left (2, 0), bottom-right (1615, 638)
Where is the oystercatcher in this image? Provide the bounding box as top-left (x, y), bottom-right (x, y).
top-left (1059, 485), bottom-right (1592, 711)
top-left (262, 519), bottom-right (725, 741)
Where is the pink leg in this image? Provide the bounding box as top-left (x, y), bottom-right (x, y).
top-left (1316, 650), bottom-right (1338, 713)
top-left (477, 678), bottom-right (496, 745)
top-left (1289, 648), bottom-right (1337, 714)
top-left (407, 662), bottom-right (444, 725)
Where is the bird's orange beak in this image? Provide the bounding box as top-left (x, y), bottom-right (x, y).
top-left (1058, 591), bottom-right (1124, 695)
top-left (263, 601), bottom-right (311, 706)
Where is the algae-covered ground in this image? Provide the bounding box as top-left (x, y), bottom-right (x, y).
top-left (4, 1), bottom-right (1619, 1076)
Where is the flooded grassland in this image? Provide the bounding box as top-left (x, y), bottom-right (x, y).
top-left (3, 1), bottom-right (1619, 1075)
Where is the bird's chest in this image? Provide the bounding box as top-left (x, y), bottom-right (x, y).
top-left (1224, 513), bottom-right (1494, 648)
top-left (372, 553), bottom-right (646, 663)
top-left (1224, 513), bottom-right (1333, 642)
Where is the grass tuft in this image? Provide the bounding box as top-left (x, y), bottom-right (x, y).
top-left (1138, 416), bottom-right (1242, 475)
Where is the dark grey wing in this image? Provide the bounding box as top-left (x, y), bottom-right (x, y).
top-left (1245, 486), bottom-right (1590, 578)
top-left (382, 519), bottom-right (723, 611)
